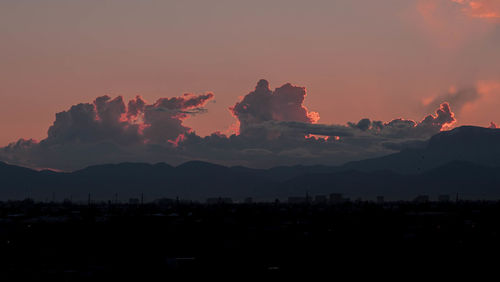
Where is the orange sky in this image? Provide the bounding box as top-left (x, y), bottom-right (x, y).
top-left (1, 0), bottom-right (499, 146)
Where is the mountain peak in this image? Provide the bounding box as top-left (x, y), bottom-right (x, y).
top-left (428, 126), bottom-right (500, 150)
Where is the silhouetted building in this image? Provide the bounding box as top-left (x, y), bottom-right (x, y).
top-left (129, 198), bottom-right (140, 205)
top-left (438, 195), bottom-right (450, 202)
top-left (288, 197), bottom-right (308, 204)
top-left (244, 197), bottom-right (253, 204)
top-left (377, 196), bottom-right (385, 204)
top-left (154, 198), bottom-right (175, 206)
top-left (413, 195), bottom-right (429, 203)
top-left (329, 193), bottom-right (345, 204)
top-left (206, 197), bottom-right (233, 204)
top-left (314, 195), bottom-right (328, 204)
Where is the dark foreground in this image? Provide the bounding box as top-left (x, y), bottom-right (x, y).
top-left (1, 200), bottom-right (499, 279)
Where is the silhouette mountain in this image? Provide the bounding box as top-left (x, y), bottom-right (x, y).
top-left (1, 126), bottom-right (500, 201)
top-left (341, 126), bottom-right (500, 174)
top-left (285, 161), bottom-right (500, 200)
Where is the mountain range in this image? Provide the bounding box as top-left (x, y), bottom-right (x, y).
top-left (1, 126), bottom-right (500, 201)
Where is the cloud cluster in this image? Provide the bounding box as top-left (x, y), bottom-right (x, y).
top-left (176, 99), bottom-right (455, 168)
top-left (350, 102), bottom-right (455, 137)
top-left (231, 79), bottom-right (319, 136)
top-left (47, 93), bottom-right (213, 146)
top-left (0, 80), bottom-right (458, 171)
top-left (0, 92), bottom-right (214, 170)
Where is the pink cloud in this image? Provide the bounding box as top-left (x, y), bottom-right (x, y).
top-left (452, 0), bottom-right (500, 20)
top-left (230, 79), bottom-right (320, 136)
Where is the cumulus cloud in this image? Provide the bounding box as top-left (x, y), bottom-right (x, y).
top-left (0, 91), bottom-right (214, 170)
top-left (142, 93), bottom-right (214, 144)
top-left (127, 95), bottom-right (146, 120)
top-left (344, 102), bottom-right (456, 138)
top-left (230, 79), bottom-right (319, 136)
top-left (177, 84), bottom-right (457, 168)
top-left (0, 80), bottom-right (459, 171)
top-left (44, 93), bottom-right (214, 146)
top-left (420, 102), bottom-right (456, 130)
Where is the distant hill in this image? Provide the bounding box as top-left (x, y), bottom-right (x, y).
top-left (341, 126), bottom-right (500, 174)
top-left (285, 161), bottom-right (500, 200)
top-left (1, 126), bottom-right (500, 201)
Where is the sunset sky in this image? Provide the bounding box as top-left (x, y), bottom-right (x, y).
top-left (1, 0), bottom-right (500, 170)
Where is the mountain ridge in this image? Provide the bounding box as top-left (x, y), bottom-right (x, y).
top-left (1, 126), bottom-right (500, 201)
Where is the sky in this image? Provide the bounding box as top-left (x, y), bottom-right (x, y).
top-left (1, 0), bottom-right (500, 170)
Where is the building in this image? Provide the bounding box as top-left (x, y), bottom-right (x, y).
top-left (206, 197), bottom-right (233, 204)
top-left (376, 196), bottom-right (385, 204)
top-left (329, 193), bottom-right (345, 204)
top-left (314, 195), bottom-right (328, 204)
top-left (154, 198), bottom-right (175, 206)
top-left (413, 195), bottom-right (429, 203)
top-left (438, 195), bottom-right (450, 202)
top-left (288, 197), bottom-right (308, 204)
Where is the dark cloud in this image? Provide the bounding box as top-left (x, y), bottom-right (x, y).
top-left (424, 87), bottom-right (479, 114)
top-left (0, 91), bottom-right (214, 170)
top-left (420, 102), bottom-right (456, 130)
top-left (142, 93), bottom-right (213, 144)
top-left (345, 102), bottom-right (455, 139)
top-left (46, 102), bottom-right (101, 144)
top-left (348, 118), bottom-right (371, 131)
top-left (0, 80), bottom-right (459, 171)
top-left (127, 95), bottom-right (146, 120)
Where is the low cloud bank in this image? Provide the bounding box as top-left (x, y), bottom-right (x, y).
top-left (0, 80), bottom-right (459, 171)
